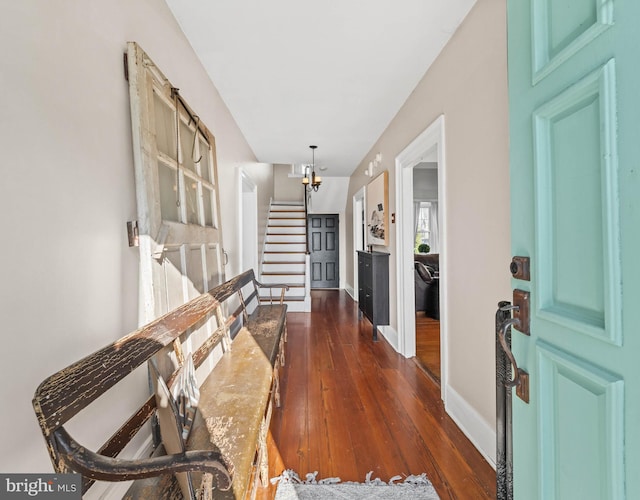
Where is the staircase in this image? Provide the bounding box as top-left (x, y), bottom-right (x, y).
top-left (259, 202), bottom-right (311, 312)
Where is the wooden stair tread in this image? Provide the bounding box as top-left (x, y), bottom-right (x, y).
top-left (263, 261), bottom-right (305, 265)
top-left (265, 241), bottom-right (305, 244)
top-left (265, 251), bottom-right (306, 254)
top-left (259, 283), bottom-right (304, 288)
top-left (267, 233), bottom-right (306, 236)
top-left (261, 271), bottom-right (305, 276)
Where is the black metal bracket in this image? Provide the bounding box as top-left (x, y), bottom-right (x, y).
top-left (496, 301), bottom-right (514, 500)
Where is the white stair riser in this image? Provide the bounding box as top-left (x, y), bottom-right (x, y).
top-left (259, 288), bottom-right (305, 299)
top-left (266, 234), bottom-right (306, 243)
top-left (268, 218), bottom-right (306, 227)
top-left (269, 211), bottom-right (305, 218)
top-left (283, 298), bottom-right (311, 312)
top-left (259, 298), bottom-right (308, 311)
top-left (262, 263), bottom-right (305, 273)
top-left (261, 274), bottom-right (305, 285)
top-left (267, 226), bottom-right (305, 235)
top-left (263, 253), bottom-right (305, 262)
top-left (265, 243), bottom-right (306, 253)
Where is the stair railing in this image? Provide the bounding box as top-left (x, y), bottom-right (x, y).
top-left (259, 197), bottom-right (274, 278)
top-left (303, 187), bottom-right (310, 255)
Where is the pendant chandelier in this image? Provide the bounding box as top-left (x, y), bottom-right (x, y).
top-left (302, 145), bottom-right (322, 192)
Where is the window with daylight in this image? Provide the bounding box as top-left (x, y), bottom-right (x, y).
top-left (152, 77), bottom-right (218, 227)
top-left (415, 202), bottom-right (431, 252)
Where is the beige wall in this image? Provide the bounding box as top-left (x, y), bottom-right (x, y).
top-left (0, 0), bottom-right (271, 474)
top-left (274, 163), bottom-right (305, 203)
top-left (345, 0), bottom-right (510, 451)
top-left (242, 163), bottom-right (276, 269)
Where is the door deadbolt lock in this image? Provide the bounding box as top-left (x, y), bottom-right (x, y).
top-left (510, 256), bottom-right (530, 281)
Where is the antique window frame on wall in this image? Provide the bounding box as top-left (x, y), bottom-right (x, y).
top-left (127, 41), bottom-right (225, 327)
top-left (366, 170), bottom-right (389, 246)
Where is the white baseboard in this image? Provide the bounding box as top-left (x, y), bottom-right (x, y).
top-left (84, 434), bottom-right (155, 500)
top-left (286, 298), bottom-right (311, 312)
top-left (445, 384), bottom-right (496, 469)
top-left (345, 284), bottom-right (356, 300)
top-left (378, 325), bottom-right (399, 351)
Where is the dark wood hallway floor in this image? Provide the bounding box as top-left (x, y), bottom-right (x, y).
top-left (416, 312), bottom-right (441, 383)
top-left (258, 290), bottom-right (495, 499)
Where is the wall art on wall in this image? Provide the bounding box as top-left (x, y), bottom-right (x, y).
top-left (366, 170), bottom-right (389, 246)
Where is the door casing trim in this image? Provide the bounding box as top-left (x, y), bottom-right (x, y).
top-left (395, 114), bottom-right (447, 401)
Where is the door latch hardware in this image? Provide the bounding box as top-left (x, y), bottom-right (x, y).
top-left (510, 256), bottom-right (530, 281)
top-left (513, 289), bottom-right (530, 335)
top-left (496, 303), bottom-right (530, 404)
top-left (515, 369), bottom-right (529, 404)
top-left (127, 220), bottom-right (139, 247)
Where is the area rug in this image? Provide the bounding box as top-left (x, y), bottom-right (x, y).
top-left (272, 470), bottom-right (440, 499)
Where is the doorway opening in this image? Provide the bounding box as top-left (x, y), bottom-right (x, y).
top-left (352, 187), bottom-right (366, 298)
top-left (239, 170), bottom-right (258, 274)
top-left (413, 169), bottom-right (441, 383)
top-left (396, 115), bottom-right (447, 399)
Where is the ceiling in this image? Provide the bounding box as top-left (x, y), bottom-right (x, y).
top-left (165, 0), bottom-right (477, 177)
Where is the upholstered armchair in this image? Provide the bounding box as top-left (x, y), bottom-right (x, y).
top-left (414, 253), bottom-right (439, 274)
top-left (414, 261), bottom-right (440, 319)
top-left (415, 261), bottom-right (433, 312)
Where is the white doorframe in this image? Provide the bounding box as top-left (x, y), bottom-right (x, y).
top-left (352, 186), bottom-right (366, 299)
top-left (395, 114), bottom-right (448, 401)
top-left (238, 169), bottom-right (258, 274)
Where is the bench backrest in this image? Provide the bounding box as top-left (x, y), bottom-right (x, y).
top-left (32, 269), bottom-right (261, 492)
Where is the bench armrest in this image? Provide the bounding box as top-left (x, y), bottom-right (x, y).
top-left (254, 280), bottom-right (290, 305)
top-left (53, 428), bottom-right (233, 491)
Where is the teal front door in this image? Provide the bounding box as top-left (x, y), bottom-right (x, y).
top-left (507, 1), bottom-right (640, 498)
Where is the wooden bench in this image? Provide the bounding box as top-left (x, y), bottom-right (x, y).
top-left (32, 269), bottom-right (288, 499)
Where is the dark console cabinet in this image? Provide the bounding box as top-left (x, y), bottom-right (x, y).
top-left (357, 251), bottom-right (389, 341)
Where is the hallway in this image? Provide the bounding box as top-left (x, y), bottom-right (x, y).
top-left (262, 290), bottom-right (495, 499)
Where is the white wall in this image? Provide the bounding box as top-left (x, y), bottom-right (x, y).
top-left (345, 0), bottom-right (510, 459)
top-left (308, 177), bottom-right (350, 215)
top-left (0, 0), bottom-right (270, 473)
top-left (241, 163), bottom-right (275, 275)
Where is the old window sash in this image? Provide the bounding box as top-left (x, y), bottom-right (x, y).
top-left (126, 42), bottom-right (225, 344)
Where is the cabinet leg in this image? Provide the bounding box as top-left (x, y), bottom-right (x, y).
top-left (372, 324), bottom-right (378, 342)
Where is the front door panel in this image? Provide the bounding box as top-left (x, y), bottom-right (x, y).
top-left (508, 1), bottom-right (639, 498)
